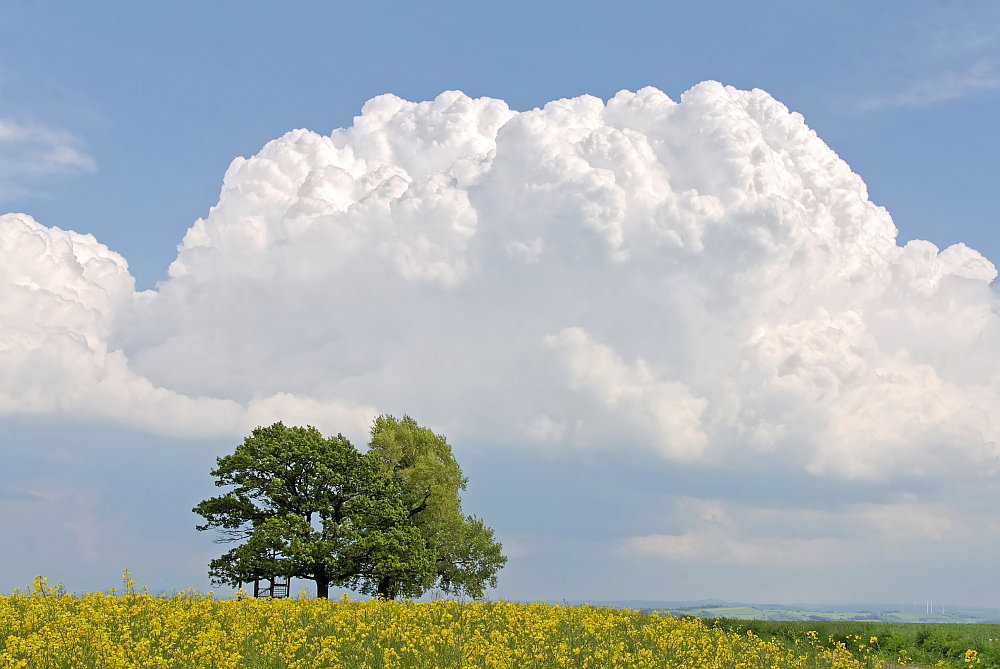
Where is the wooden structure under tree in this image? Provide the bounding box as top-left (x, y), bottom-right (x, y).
top-left (236, 575), bottom-right (291, 598)
top-left (253, 575), bottom-right (290, 598)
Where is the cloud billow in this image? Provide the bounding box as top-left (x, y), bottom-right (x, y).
top-left (3, 81), bottom-right (998, 485)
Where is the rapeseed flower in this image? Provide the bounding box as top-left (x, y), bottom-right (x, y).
top-left (0, 574), bottom-right (886, 668)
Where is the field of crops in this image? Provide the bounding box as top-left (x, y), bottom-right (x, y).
top-left (711, 618), bottom-right (993, 669)
top-left (0, 574), bottom-right (885, 669)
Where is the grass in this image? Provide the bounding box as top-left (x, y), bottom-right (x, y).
top-left (708, 618), bottom-right (999, 668)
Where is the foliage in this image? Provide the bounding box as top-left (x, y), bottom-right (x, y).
top-left (2, 574), bottom-right (878, 669)
top-left (367, 415), bottom-right (506, 599)
top-left (193, 417), bottom-right (505, 600)
top-left (193, 422), bottom-right (433, 599)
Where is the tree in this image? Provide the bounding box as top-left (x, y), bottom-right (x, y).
top-left (194, 418), bottom-right (506, 600)
top-left (368, 415), bottom-right (507, 599)
top-left (193, 422), bottom-right (433, 598)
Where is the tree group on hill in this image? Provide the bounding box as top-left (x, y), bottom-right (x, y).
top-left (194, 415), bottom-right (506, 599)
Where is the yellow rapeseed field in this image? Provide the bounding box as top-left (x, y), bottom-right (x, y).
top-left (1, 572), bottom-right (872, 669)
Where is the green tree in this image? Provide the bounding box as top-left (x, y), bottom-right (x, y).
top-left (193, 422), bottom-right (434, 599)
top-left (368, 415), bottom-right (507, 599)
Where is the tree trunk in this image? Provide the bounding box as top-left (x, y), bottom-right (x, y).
top-left (315, 575), bottom-right (330, 599)
top-left (376, 577), bottom-right (395, 600)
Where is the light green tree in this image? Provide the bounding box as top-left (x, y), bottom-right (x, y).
top-left (368, 415), bottom-right (507, 599)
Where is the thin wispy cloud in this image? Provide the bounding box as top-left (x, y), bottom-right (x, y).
top-left (859, 62), bottom-right (1000, 111)
top-left (0, 117), bottom-right (96, 198)
top-left (931, 25), bottom-right (999, 55)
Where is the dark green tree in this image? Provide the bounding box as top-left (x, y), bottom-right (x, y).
top-left (368, 415), bottom-right (507, 599)
top-left (193, 422), bottom-right (434, 598)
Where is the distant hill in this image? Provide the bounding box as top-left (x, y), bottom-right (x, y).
top-left (566, 600), bottom-right (1000, 624)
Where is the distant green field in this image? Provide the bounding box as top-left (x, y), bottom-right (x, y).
top-left (680, 606), bottom-right (772, 619)
top-left (700, 618), bottom-right (1000, 668)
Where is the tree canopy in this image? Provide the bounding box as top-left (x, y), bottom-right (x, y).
top-left (194, 417), bottom-right (505, 599)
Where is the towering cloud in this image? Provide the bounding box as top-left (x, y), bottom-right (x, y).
top-left (2, 81), bottom-right (997, 482)
top-left (0, 214), bottom-right (375, 438)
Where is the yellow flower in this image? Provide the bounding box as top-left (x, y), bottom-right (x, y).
top-left (1, 576), bottom-right (872, 669)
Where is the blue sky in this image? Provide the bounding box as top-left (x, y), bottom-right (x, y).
top-left (2, 1), bottom-right (1000, 606)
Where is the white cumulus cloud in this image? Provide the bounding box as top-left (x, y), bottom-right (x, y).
top-left (543, 327), bottom-right (708, 460)
top-left (2, 82), bottom-right (999, 485)
top-left (0, 213), bottom-right (375, 440)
